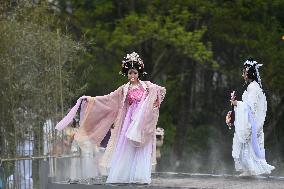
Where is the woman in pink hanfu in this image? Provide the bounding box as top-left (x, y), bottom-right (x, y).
top-left (55, 52), bottom-right (166, 184)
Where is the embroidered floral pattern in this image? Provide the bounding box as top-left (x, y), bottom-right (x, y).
top-left (127, 87), bottom-right (145, 105)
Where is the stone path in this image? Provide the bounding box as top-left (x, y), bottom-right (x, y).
top-left (51, 172), bottom-right (284, 189)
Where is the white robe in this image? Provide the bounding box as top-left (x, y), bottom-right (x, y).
top-left (232, 81), bottom-right (275, 175)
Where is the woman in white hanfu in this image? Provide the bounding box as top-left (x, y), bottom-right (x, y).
top-left (226, 58), bottom-right (275, 176)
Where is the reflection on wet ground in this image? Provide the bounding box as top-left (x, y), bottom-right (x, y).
top-left (52, 172), bottom-right (284, 189)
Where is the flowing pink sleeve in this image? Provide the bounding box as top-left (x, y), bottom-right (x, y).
top-left (55, 96), bottom-right (88, 131)
top-left (75, 86), bottom-right (124, 146)
top-left (130, 83), bottom-right (166, 146)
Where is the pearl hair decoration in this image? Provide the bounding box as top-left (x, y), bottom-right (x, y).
top-left (122, 52), bottom-right (144, 68)
top-left (120, 52), bottom-right (147, 76)
top-left (244, 58), bottom-right (263, 88)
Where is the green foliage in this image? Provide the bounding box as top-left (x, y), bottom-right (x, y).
top-left (0, 1), bottom-right (84, 158)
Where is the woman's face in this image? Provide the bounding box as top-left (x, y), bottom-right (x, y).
top-left (128, 69), bottom-right (139, 82)
top-left (242, 69), bottom-right (249, 82)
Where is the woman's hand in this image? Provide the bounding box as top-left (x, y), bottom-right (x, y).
top-left (81, 95), bottom-right (93, 102)
top-left (230, 100), bottom-right (237, 106)
top-left (226, 111), bottom-right (232, 126)
top-left (153, 99), bottom-right (159, 108)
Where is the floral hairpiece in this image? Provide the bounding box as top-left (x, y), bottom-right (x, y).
top-left (244, 58), bottom-right (263, 88)
top-left (120, 52), bottom-right (147, 76)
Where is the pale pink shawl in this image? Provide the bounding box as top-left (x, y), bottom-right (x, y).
top-left (56, 81), bottom-right (166, 167)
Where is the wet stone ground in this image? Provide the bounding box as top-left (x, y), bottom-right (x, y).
top-left (53, 172), bottom-right (284, 189)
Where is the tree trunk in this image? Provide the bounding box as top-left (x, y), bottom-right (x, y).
top-left (173, 59), bottom-right (194, 165)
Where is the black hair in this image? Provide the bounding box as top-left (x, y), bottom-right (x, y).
top-left (121, 61), bottom-right (147, 79)
top-left (244, 58), bottom-right (258, 82)
top-left (243, 57), bottom-right (262, 90)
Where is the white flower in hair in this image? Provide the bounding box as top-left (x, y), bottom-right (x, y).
top-left (122, 52), bottom-right (144, 66)
top-left (244, 57), bottom-right (263, 88)
top-left (120, 52), bottom-right (147, 76)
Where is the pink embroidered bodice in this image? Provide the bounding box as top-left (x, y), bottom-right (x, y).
top-left (127, 86), bottom-right (145, 105)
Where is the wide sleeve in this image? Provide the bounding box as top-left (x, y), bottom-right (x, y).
top-left (55, 96), bottom-right (88, 131)
top-left (245, 84), bottom-right (259, 117)
top-left (125, 83), bottom-right (166, 147)
top-left (141, 85), bottom-right (166, 144)
top-left (234, 83), bottom-right (257, 143)
top-left (233, 83), bottom-right (259, 140)
top-left (75, 86), bottom-right (124, 147)
top-left (247, 84), bottom-right (267, 130)
top-left (233, 84), bottom-right (266, 159)
top-left (234, 101), bottom-right (251, 143)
